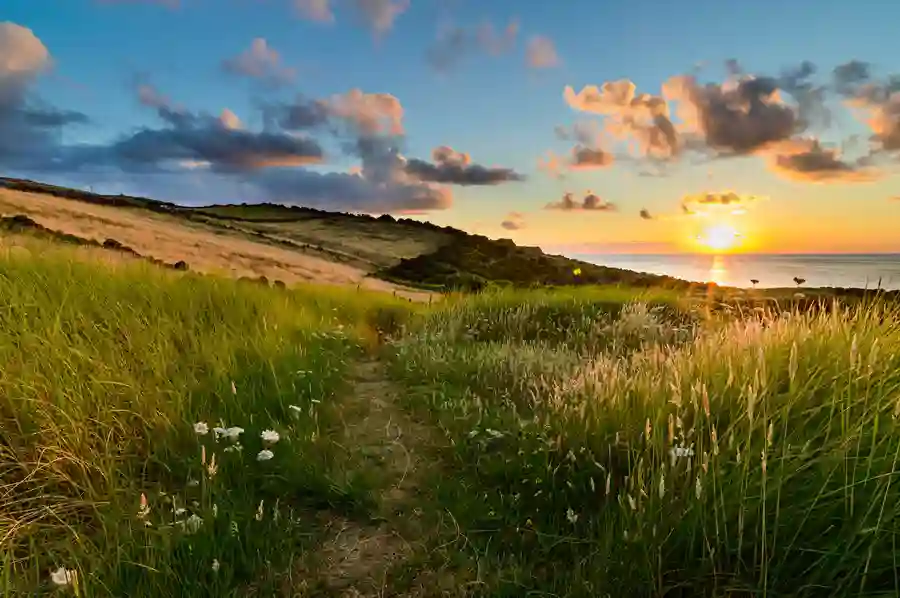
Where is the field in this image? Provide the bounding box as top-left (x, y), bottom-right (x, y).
top-left (2, 183), bottom-right (900, 596)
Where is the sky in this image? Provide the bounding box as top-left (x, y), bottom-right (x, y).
top-left (2, 0), bottom-right (900, 254)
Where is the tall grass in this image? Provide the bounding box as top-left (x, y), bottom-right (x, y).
top-left (0, 238), bottom-right (414, 596)
top-left (389, 289), bottom-right (900, 597)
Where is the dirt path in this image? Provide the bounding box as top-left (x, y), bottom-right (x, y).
top-left (297, 358), bottom-right (447, 597)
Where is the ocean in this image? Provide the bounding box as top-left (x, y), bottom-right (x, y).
top-left (571, 253), bottom-right (900, 291)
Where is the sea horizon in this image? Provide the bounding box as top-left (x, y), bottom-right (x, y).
top-left (569, 252), bottom-right (900, 291)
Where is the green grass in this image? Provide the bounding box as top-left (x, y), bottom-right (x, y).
top-left (0, 236), bottom-right (416, 596)
top-left (388, 288), bottom-right (900, 597)
top-left (6, 229), bottom-right (900, 597)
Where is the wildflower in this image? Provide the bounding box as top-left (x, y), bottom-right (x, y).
top-left (224, 443), bottom-right (243, 453)
top-left (194, 421), bottom-right (209, 435)
top-left (211, 559), bottom-right (220, 573)
top-left (288, 405), bottom-right (303, 416)
top-left (50, 567), bottom-right (77, 586)
top-left (138, 493), bottom-right (150, 519)
top-left (627, 494), bottom-right (637, 511)
top-left (261, 430), bottom-right (280, 445)
top-left (257, 449), bottom-right (274, 462)
top-left (255, 500), bottom-right (265, 521)
top-left (695, 475), bottom-right (703, 499)
top-left (702, 451), bottom-right (709, 473)
top-left (223, 427), bottom-right (244, 442)
top-left (658, 473), bottom-right (666, 499)
top-left (566, 508), bottom-right (579, 524)
top-left (231, 380), bottom-right (237, 395)
top-left (174, 507), bottom-right (187, 516)
top-left (669, 446), bottom-right (694, 466)
top-left (184, 514), bottom-right (203, 534)
top-left (212, 503), bottom-right (218, 518)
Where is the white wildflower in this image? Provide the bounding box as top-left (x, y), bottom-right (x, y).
top-left (566, 508), bottom-right (578, 524)
top-left (224, 443), bottom-right (243, 453)
top-left (231, 380), bottom-right (237, 395)
top-left (50, 567), bottom-right (77, 586)
top-left (257, 449), bottom-right (274, 462)
top-left (658, 473), bottom-right (666, 499)
top-left (184, 514), bottom-right (203, 534)
top-left (261, 430), bottom-right (280, 444)
top-left (627, 494), bottom-right (637, 511)
top-left (695, 475), bottom-right (703, 499)
top-left (174, 507), bottom-right (187, 516)
top-left (255, 500), bottom-right (265, 521)
top-left (194, 421), bottom-right (209, 435)
top-left (211, 559), bottom-right (220, 573)
top-left (669, 445), bottom-right (694, 460)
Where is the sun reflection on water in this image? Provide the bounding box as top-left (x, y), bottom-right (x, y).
top-left (708, 254), bottom-right (728, 286)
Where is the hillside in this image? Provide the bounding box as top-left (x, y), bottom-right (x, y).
top-left (0, 176), bottom-right (686, 294)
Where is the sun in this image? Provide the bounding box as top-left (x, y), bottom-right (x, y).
top-left (697, 223), bottom-right (740, 252)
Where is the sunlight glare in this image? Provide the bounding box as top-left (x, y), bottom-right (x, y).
top-left (698, 223), bottom-right (740, 252)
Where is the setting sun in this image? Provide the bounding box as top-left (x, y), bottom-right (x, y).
top-left (698, 223), bottom-right (740, 252)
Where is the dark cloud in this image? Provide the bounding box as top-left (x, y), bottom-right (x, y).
top-left (404, 146), bottom-right (524, 185)
top-left (570, 146), bottom-right (613, 169)
top-left (250, 167), bottom-right (451, 213)
top-left (222, 38), bottom-right (296, 87)
top-left (0, 22), bottom-right (88, 168)
top-left (768, 139), bottom-right (879, 183)
top-left (501, 211), bottom-right (525, 230)
top-left (639, 208), bottom-right (653, 219)
top-left (262, 94), bottom-right (331, 131)
top-left (546, 191), bottom-right (616, 211)
top-left (426, 19), bottom-right (518, 72)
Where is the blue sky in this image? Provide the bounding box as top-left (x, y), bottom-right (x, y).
top-left (2, 0), bottom-right (900, 252)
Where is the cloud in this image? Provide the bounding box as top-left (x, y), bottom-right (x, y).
top-left (768, 138), bottom-right (880, 183)
top-left (222, 38), bottom-right (296, 87)
top-left (679, 192), bottom-right (761, 217)
top-left (292, 0), bottom-right (334, 22)
top-left (564, 80), bottom-right (679, 160)
top-left (501, 211), bottom-right (525, 230)
top-left (350, 0), bottom-right (410, 37)
top-left (404, 145), bottom-right (525, 185)
top-left (639, 208), bottom-right (653, 219)
top-left (426, 18), bottom-right (518, 72)
top-left (546, 191), bottom-right (616, 211)
top-left (832, 61), bottom-right (900, 156)
top-left (570, 145), bottom-right (613, 169)
top-left (0, 22), bottom-right (89, 168)
top-left (564, 62), bottom-right (828, 166)
top-left (526, 36), bottom-right (559, 70)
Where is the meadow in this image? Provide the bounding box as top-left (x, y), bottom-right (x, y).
top-left (2, 230), bottom-right (900, 597)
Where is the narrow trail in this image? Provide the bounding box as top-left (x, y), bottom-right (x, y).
top-left (297, 357), bottom-right (449, 597)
